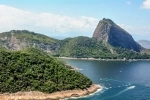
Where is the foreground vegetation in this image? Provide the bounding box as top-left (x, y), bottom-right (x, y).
top-left (0, 48), bottom-right (92, 93)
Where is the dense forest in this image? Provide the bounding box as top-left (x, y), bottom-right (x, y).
top-left (56, 36), bottom-right (150, 59)
top-left (113, 47), bottom-right (150, 59)
top-left (57, 36), bottom-right (113, 58)
top-left (0, 48), bottom-right (92, 93)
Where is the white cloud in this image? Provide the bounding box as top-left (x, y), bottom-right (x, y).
top-left (141, 0), bottom-right (150, 9)
top-left (118, 24), bottom-right (150, 36)
top-left (0, 5), bottom-right (99, 36)
top-left (126, 1), bottom-right (131, 5)
top-left (0, 4), bottom-right (149, 39)
top-left (117, 24), bottom-right (150, 40)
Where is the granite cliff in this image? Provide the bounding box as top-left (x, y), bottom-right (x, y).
top-left (92, 18), bottom-right (142, 52)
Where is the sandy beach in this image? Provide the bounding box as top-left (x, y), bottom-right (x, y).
top-left (0, 84), bottom-right (101, 100)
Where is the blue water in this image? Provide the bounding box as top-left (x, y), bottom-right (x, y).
top-left (62, 59), bottom-right (150, 100)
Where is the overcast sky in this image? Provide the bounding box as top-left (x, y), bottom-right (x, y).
top-left (0, 0), bottom-right (150, 40)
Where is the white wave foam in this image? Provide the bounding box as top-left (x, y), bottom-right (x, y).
top-left (116, 86), bottom-right (135, 96)
top-left (101, 86), bottom-right (136, 100)
top-left (127, 86), bottom-right (135, 89)
top-left (64, 85), bottom-right (103, 100)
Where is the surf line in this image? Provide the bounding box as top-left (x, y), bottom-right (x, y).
top-left (100, 78), bottom-right (129, 83)
top-left (101, 86), bottom-right (136, 100)
top-left (115, 86), bottom-right (135, 96)
top-left (105, 84), bottom-right (131, 89)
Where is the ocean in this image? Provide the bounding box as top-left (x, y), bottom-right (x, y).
top-left (62, 59), bottom-right (150, 100)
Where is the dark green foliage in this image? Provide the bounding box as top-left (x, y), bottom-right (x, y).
top-left (21, 47), bottom-right (50, 56)
top-left (56, 36), bottom-right (150, 59)
top-left (0, 48), bottom-right (92, 93)
top-left (57, 36), bottom-right (113, 58)
top-left (0, 30), bottom-right (149, 59)
top-left (114, 47), bottom-right (150, 59)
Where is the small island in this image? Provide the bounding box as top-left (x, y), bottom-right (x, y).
top-left (0, 48), bottom-right (101, 100)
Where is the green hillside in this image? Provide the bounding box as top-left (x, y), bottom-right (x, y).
top-left (0, 48), bottom-right (92, 93)
top-left (114, 47), bottom-right (150, 59)
top-left (0, 30), bottom-right (59, 51)
top-left (57, 36), bottom-right (113, 58)
top-left (0, 30), bottom-right (150, 59)
top-left (56, 36), bottom-right (150, 59)
top-left (14, 30), bottom-right (57, 44)
top-left (0, 30), bottom-right (57, 44)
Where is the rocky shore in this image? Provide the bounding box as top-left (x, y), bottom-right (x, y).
top-left (0, 84), bottom-right (101, 100)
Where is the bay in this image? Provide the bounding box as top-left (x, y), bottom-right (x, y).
top-left (62, 59), bottom-right (150, 100)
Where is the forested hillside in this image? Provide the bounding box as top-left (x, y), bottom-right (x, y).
top-left (0, 30), bottom-right (150, 59)
top-left (56, 36), bottom-right (150, 59)
top-left (0, 48), bottom-right (92, 93)
top-left (57, 36), bottom-right (113, 58)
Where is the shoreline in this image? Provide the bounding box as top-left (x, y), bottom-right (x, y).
top-left (0, 84), bottom-right (101, 100)
top-left (65, 85), bottom-right (102, 100)
top-left (65, 64), bottom-right (80, 70)
top-left (59, 57), bottom-right (150, 61)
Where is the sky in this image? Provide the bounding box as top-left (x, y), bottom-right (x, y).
top-left (0, 0), bottom-right (150, 40)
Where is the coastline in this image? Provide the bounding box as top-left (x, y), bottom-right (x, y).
top-left (59, 57), bottom-right (150, 61)
top-left (0, 84), bottom-right (101, 100)
top-left (65, 64), bottom-right (80, 70)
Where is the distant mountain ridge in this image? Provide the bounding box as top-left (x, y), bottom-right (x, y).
top-left (92, 18), bottom-right (142, 52)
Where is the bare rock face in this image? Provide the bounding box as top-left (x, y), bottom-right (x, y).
top-left (0, 30), bottom-right (59, 52)
top-left (92, 18), bottom-right (142, 52)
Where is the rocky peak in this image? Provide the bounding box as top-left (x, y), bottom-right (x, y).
top-left (101, 18), bottom-right (115, 25)
top-left (92, 18), bottom-right (142, 52)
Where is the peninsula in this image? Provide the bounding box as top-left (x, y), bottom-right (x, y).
top-left (0, 48), bottom-right (101, 100)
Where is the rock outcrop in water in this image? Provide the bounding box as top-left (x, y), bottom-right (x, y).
top-left (92, 18), bottom-right (142, 52)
